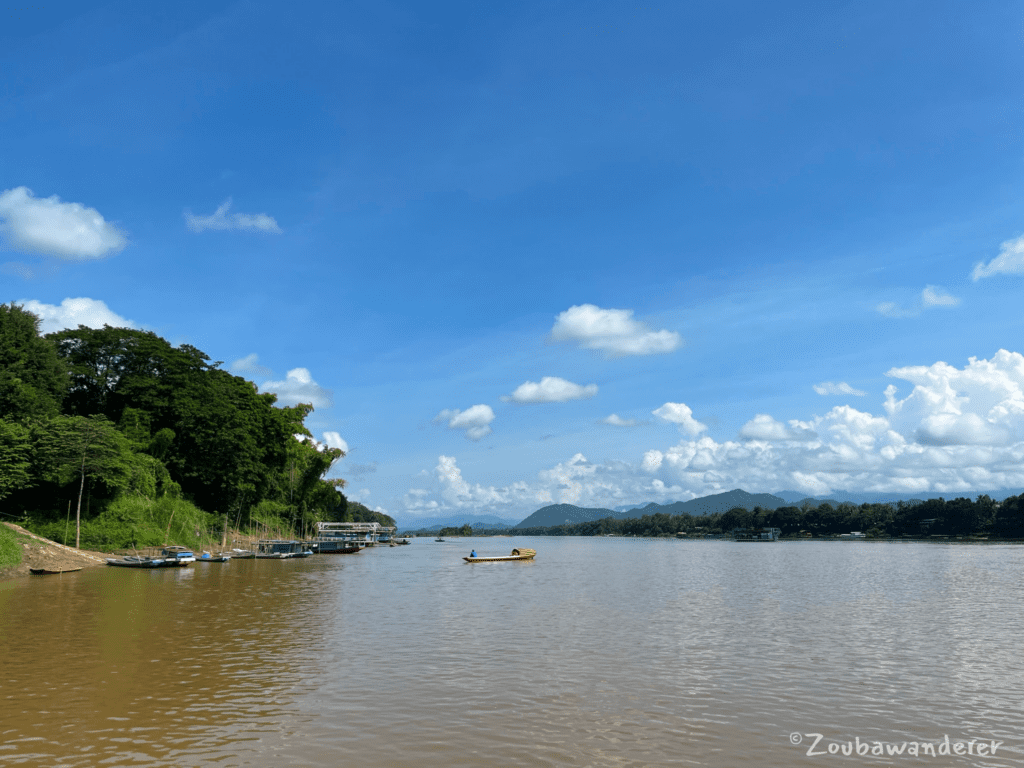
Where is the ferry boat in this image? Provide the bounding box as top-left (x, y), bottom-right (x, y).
top-left (310, 522), bottom-right (395, 552)
top-left (255, 540), bottom-right (303, 558)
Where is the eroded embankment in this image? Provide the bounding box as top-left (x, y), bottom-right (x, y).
top-left (0, 522), bottom-right (109, 580)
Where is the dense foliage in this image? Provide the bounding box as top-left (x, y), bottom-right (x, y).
top-left (438, 524), bottom-right (473, 537)
top-left (514, 495), bottom-right (1024, 538)
top-left (0, 303), bottom-right (393, 549)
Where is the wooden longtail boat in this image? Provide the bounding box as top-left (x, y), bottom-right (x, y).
top-left (463, 548), bottom-right (537, 563)
top-left (29, 567), bottom-right (83, 575)
top-left (106, 556), bottom-right (167, 568)
top-left (196, 553), bottom-right (232, 562)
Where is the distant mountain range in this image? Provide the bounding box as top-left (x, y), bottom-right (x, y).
top-left (514, 489), bottom-right (790, 528)
top-left (399, 487), bottom-right (1024, 532)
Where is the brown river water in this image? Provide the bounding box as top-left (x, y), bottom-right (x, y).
top-left (1, 537), bottom-right (1022, 767)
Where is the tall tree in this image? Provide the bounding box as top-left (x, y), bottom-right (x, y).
top-left (0, 419), bottom-right (32, 502)
top-left (37, 415), bottom-right (132, 548)
top-left (0, 303), bottom-right (68, 421)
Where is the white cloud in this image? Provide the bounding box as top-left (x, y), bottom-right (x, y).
top-left (184, 198), bottom-right (282, 234)
top-left (321, 431), bottom-right (349, 453)
top-left (876, 301), bottom-right (916, 319)
top-left (739, 414), bottom-right (817, 442)
top-left (652, 402), bottom-right (707, 437)
top-left (550, 304), bottom-right (682, 357)
top-left (601, 414), bottom-right (638, 426)
top-left (0, 187), bottom-right (127, 259)
top-left (877, 286), bottom-right (960, 318)
top-left (813, 381), bottom-right (867, 396)
top-left (921, 285), bottom-right (960, 307)
top-left (972, 235), bottom-right (1024, 280)
top-left (502, 376), bottom-right (598, 403)
top-left (434, 404), bottom-right (495, 440)
top-left (229, 353), bottom-right (273, 378)
top-left (397, 350), bottom-right (1024, 519)
top-left (17, 298), bottom-right (137, 334)
top-left (261, 368), bottom-right (333, 408)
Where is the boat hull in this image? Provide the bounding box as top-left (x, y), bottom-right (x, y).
top-left (106, 557), bottom-right (169, 568)
top-left (464, 548), bottom-right (537, 562)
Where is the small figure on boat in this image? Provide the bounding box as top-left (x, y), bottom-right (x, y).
top-left (470, 550), bottom-right (476, 558)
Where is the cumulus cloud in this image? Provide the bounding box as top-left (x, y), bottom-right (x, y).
top-left (434, 404), bottom-right (495, 440)
top-left (877, 285), bottom-right (961, 318)
top-left (397, 350), bottom-right (1024, 518)
top-left (229, 353), bottom-right (274, 378)
top-left (601, 414), bottom-right (638, 426)
top-left (0, 187), bottom-right (127, 259)
top-left (261, 368), bottom-right (333, 408)
top-left (972, 235), bottom-right (1024, 280)
top-left (502, 376), bottom-right (598, 403)
top-left (739, 414), bottom-right (817, 442)
top-left (550, 304), bottom-right (682, 357)
top-left (184, 198), bottom-right (282, 234)
top-left (17, 298), bottom-right (137, 334)
top-left (652, 402), bottom-right (707, 437)
top-left (813, 381), bottom-right (867, 396)
top-left (321, 431), bottom-right (349, 453)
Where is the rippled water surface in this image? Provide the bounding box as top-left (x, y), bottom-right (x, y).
top-left (2, 538), bottom-right (1022, 766)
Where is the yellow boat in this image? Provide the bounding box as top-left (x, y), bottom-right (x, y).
top-left (463, 548), bottom-right (536, 562)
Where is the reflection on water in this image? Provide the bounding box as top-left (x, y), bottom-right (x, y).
top-left (1, 539), bottom-right (1022, 766)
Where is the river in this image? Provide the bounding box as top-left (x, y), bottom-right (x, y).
top-left (1, 537), bottom-right (1021, 767)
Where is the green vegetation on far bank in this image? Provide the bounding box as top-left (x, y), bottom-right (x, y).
top-left (512, 494), bottom-right (1024, 539)
top-left (0, 303), bottom-right (394, 551)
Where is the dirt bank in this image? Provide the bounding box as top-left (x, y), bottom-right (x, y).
top-left (0, 522), bottom-right (110, 580)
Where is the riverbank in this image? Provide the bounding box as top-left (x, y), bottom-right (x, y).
top-left (0, 522), bottom-right (110, 580)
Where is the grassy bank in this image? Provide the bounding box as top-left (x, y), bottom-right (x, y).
top-left (0, 524), bottom-right (24, 567)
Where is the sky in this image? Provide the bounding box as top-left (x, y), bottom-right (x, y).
top-left (3, 1), bottom-right (1024, 527)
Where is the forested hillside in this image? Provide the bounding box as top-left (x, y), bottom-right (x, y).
top-left (515, 495), bottom-right (1024, 539)
top-left (0, 303), bottom-right (391, 549)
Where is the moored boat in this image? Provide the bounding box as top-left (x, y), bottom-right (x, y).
top-left (463, 548), bottom-right (536, 562)
top-left (106, 556), bottom-right (166, 568)
top-left (30, 567), bottom-right (84, 575)
top-left (196, 552), bottom-right (232, 562)
top-left (161, 546), bottom-right (196, 564)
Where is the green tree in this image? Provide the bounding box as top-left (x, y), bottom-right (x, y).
top-left (36, 415), bottom-right (132, 548)
top-left (0, 419), bottom-right (32, 501)
top-left (0, 303), bottom-right (68, 421)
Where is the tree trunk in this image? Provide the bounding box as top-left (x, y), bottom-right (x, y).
top-left (76, 456), bottom-right (86, 549)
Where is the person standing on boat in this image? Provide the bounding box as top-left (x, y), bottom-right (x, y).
top-left (470, 550), bottom-right (476, 558)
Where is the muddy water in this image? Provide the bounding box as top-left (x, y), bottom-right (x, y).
top-left (1, 538), bottom-right (1022, 767)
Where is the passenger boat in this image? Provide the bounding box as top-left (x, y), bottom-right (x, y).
top-left (309, 522), bottom-right (378, 553)
top-left (161, 546), bottom-right (196, 564)
top-left (463, 548), bottom-right (536, 562)
top-left (29, 567), bottom-right (83, 575)
top-left (314, 541), bottom-right (362, 554)
top-left (230, 548), bottom-right (255, 559)
top-left (255, 540), bottom-right (311, 558)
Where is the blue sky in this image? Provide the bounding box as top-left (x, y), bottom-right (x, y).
top-left (4, 1), bottom-right (1024, 526)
